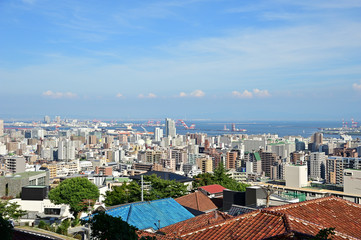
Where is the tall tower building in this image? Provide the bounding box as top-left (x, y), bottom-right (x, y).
top-left (58, 139), bottom-right (75, 161)
top-left (0, 119), bottom-right (3, 136)
top-left (226, 151), bottom-right (238, 169)
top-left (154, 127), bottom-right (163, 141)
top-left (165, 118), bottom-right (176, 138)
top-left (309, 152), bottom-right (326, 180)
top-left (44, 115), bottom-right (51, 124)
top-left (55, 116), bottom-right (61, 123)
top-left (311, 132), bottom-right (323, 151)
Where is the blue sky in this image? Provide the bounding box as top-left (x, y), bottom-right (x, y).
top-left (1, 0), bottom-right (361, 121)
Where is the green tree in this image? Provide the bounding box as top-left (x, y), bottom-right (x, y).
top-left (144, 174), bottom-right (188, 200)
top-left (104, 182), bottom-right (141, 207)
top-left (0, 200), bottom-right (26, 221)
top-left (82, 211), bottom-right (139, 240)
top-left (0, 214), bottom-right (12, 240)
top-left (48, 177), bottom-right (99, 218)
top-left (104, 175), bottom-right (188, 206)
top-left (193, 163), bottom-right (250, 192)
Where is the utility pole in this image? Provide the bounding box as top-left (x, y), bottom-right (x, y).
top-left (141, 175), bottom-right (144, 201)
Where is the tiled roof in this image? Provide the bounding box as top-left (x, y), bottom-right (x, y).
top-left (175, 191), bottom-right (217, 214)
top-left (198, 184), bottom-right (227, 194)
top-left (136, 196), bottom-right (361, 239)
top-left (159, 211), bottom-right (233, 237)
top-left (228, 204), bottom-right (257, 216)
top-left (103, 198), bottom-right (194, 230)
top-left (137, 231), bottom-right (175, 240)
top-left (179, 211), bottom-right (288, 240)
top-left (267, 196), bottom-right (361, 239)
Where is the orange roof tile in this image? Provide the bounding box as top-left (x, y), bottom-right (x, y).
top-left (266, 196), bottom-right (361, 239)
top-left (139, 196), bottom-right (361, 239)
top-left (175, 191), bottom-right (217, 213)
top-left (159, 210), bottom-right (232, 237)
top-left (179, 211), bottom-right (288, 240)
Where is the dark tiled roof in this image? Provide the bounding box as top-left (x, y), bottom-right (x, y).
top-left (129, 171), bottom-right (194, 183)
top-left (159, 211), bottom-right (232, 237)
top-left (175, 191), bottom-right (217, 214)
top-left (198, 184), bottom-right (227, 194)
top-left (228, 204), bottom-right (257, 216)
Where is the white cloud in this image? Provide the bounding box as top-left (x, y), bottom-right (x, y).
top-left (232, 89), bottom-right (271, 98)
top-left (190, 90), bottom-right (205, 98)
top-left (42, 90), bottom-right (77, 99)
top-left (352, 82), bottom-right (361, 91)
top-left (179, 92), bottom-right (187, 97)
top-left (115, 93), bottom-right (123, 98)
top-left (138, 93), bottom-right (157, 98)
top-left (232, 90), bottom-right (253, 98)
top-left (253, 88), bottom-right (271, 97)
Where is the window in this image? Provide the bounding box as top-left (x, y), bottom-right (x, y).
top-left (44, 208), bottom-right (61, 215)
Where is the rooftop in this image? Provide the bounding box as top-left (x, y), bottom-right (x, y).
top-left (1, 171), bottom-right (46, 179)
top-left (175, 191), bottom-right (217, 215)
top-left (138, 196), bottom-right (361, 239)
top-left (98, 198), bottom-right (195, 230)
top-left (198, 184), bottom-right (227, 194)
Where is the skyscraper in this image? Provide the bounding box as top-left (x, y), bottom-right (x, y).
top-left (58, 139), bottom-right (75, 161)
top-left (309, 152), bottom-right (326, 180)
top-left (165, 118), bottom-right (176, 138)
top-left (44, 115), bottom-right (51, 124)
top-left (154, 127), bottom-right (163, 141)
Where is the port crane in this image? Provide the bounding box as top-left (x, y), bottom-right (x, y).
top-left (177, 120), bottom-right (195, 129)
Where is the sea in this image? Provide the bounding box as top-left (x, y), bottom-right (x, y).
top-left (132, 120), bottom-right (360, 139)
top-left (6, 120), bottom-right (361, 139)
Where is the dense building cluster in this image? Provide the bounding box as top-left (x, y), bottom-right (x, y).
top-left (1, 117), bottom-right (361, 239)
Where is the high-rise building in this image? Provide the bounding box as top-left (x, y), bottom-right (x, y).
top-left (310, 132), bottom-right (323, 152)
top-left (309, 152), bottom-right (326, 180)
top-left (55, 116), bottom-right (61, 123)
top-left (326, 156), bottom-right (361, 185)
top-left (226, 151), bottom-right (238, 169)
top-left (165, 118), bottom-right (176, 138)
top-left (0, 119), bottom-right (3, 136)
top-left (197, 157), bottom-right (213, 173)
top-left (58, 139), bottom-right (75, 161)
top-left (154, 127), bottom-right (163, 141)
top-left (260, 151), bottom-right (279, 177)
top-left (5, 156), bottom-right (26, 174)
top-left (44, 115), bottom-right (51, 124)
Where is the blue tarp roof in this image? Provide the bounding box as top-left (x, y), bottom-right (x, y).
top-left (99, 198), bottom-right (194, 230)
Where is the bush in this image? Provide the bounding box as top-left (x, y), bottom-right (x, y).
top-left (71, 218), bottom-right (80, 227)
top-left (38, 220), bottom-right (47, 230)
top-left (74, 233), bottom-right (83, 240)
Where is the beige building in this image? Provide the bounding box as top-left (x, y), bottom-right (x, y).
top-left (344, 169), bottom-right (361, 195)
top-left (285, 165), bottom-right (308, 188)
top-left (197, 157), bottom-right (213, 173)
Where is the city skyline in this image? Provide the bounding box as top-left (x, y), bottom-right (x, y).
top-left (1, 0), bottom-right (361, 120)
